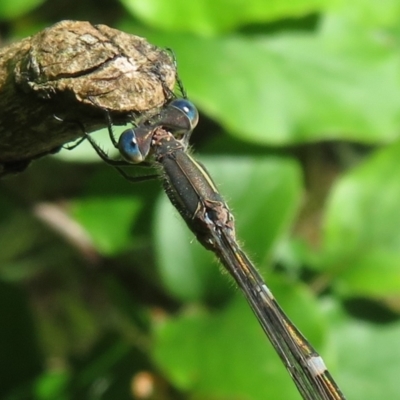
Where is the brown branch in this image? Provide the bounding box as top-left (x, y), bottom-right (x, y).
top-left (0, 20), bottom-right (176, 176)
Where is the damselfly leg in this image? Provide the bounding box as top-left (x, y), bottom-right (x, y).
top-left (165, 47), bottom-right (187, 99)
top-left (55, 114), bottom-right (158, 183)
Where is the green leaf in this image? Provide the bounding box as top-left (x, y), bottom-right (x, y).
top-left (333, 250), bottom-right (400, 297)
top-left (337, 0), bottom-right (400, 27)
top-left (329, 303), bottom-right (400, 399)
top-left (153, 286), bottom-right (333, 400)
top-left (154, 156), bottom-right (302, 302)
top-left (128, 26), bottom-right (400, 145)
top-left (34, 371), bottom-right (70, 400)
top-left (0, 0), bottom-right (45, 19)
top-left (120, 0), bottom-right (338, 35)
top-left (322, 142), bottom-right (400, 296)
top-left (70, 167), bottom-right (146, 256)
top-left (71, 195), bottom-right (142, 255)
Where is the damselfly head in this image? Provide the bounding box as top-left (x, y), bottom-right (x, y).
top-left (118, 99), bottom-right (199, 164)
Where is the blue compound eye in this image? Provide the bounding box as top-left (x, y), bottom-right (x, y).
top-left (118, 128), bottom-right (145, 164)
top-left (169, 99), bottom-right (199, 130)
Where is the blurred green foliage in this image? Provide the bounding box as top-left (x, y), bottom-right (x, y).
top-left (1, 1), bottom-right (400, 399)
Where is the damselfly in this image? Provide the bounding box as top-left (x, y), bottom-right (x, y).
top-left (80, 98), bottom-right (346, 400)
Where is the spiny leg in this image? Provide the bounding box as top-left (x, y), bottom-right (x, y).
top-left (53, 115), bottom-right (88, 151)
top-left (87, 97), bottom-right (119, 148)
top-left (55, 114), bottom-right (158, 183)
top-left (72, 130), bottom-right (157, 183)
top-left (81, 128), bottom-right (158, 183)
top-left (63, 136), bottom-right (87, 151)
top-left (165, 48), bottom-right (187, 99)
